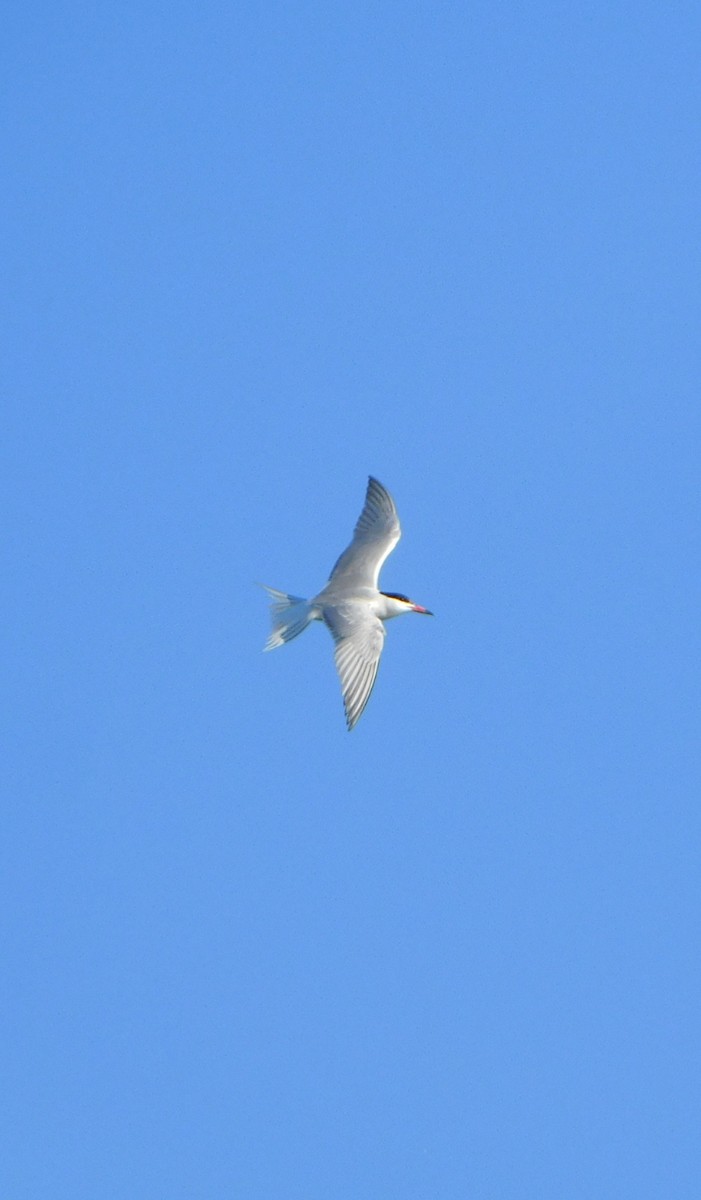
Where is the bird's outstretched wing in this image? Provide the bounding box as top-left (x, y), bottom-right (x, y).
top-left (324, 602), bottom-right (386, 730)
top-left (328, 477), bottom-right (401, 589)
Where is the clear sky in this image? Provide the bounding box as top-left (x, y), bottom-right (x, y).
top-left (3, 3), bottom-right (700, 1197)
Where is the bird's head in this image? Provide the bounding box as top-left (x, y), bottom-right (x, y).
top-left (381, 592), bottom-right (434, 617)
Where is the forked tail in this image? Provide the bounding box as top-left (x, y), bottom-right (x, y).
top-left (259, 585), bottom-right (314, 650)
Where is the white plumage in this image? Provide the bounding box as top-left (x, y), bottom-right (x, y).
top-left (262, 477), bottom-right (432, 730)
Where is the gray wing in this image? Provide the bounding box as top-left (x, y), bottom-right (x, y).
top-left (324, 603), bottom-right (386, 730)
top-left (328, 477), bottom-right (401, 589)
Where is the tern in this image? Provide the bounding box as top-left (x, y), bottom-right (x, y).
top-left (261, 476), bottom-right (433, 730)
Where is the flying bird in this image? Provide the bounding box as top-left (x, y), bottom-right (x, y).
top-left (261, 476), bottom-right (433, 730)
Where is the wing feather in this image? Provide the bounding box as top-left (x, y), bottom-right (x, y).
top-left (329, 477), bottom-right (401, 588)
top-left (326, 605), bottom-right (386, 730)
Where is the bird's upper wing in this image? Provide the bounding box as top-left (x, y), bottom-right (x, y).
top-left (324, 602), bottom-right (386, 730)
top-left (328, 477), bottom-right (401, 589)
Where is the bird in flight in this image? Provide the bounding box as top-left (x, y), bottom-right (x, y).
top-left (261, 476), bottom-right (433, 730)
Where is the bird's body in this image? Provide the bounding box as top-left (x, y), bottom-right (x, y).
top-left (262, 477), bottom-right (432, 730)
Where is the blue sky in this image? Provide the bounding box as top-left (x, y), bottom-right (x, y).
top-left (3, 3), bottom-right (700, 1196)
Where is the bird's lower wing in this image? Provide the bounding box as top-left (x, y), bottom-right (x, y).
top-left (327, 610), bottom-right (386, 730)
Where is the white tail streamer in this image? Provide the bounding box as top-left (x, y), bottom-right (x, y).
top-left (259, 585), bottom-right (313, 651)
